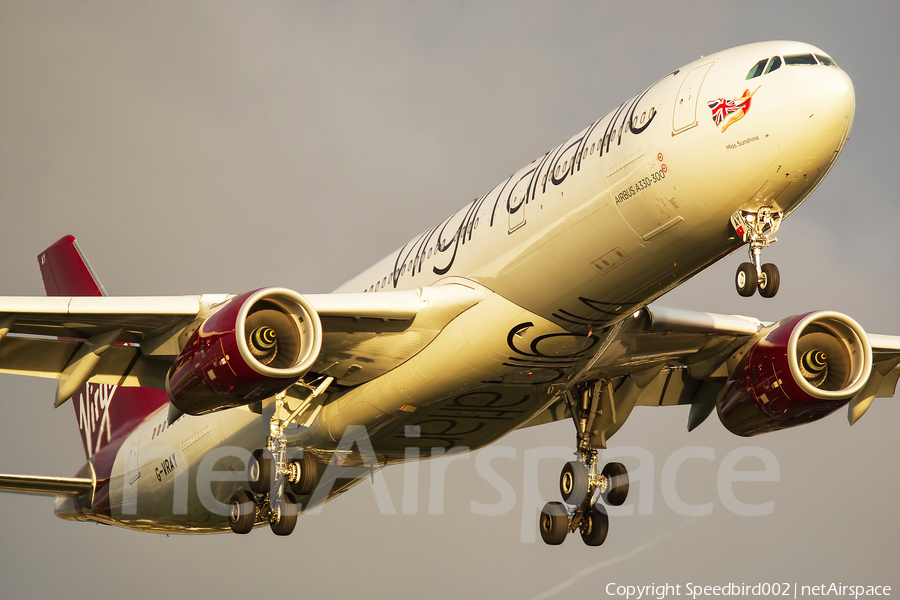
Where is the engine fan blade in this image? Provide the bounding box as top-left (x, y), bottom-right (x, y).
top-left (796, 332), bottom-right (850, 391)
top-left (248, 326), bottom-right (278, 365)
top-left (244, 308), bottom-right (299, 370)
top-left (798, 349), bottom-right (828, 387)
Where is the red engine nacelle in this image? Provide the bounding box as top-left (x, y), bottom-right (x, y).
top-left (717, 311), bottom-right (872, 436)
top-left (167, 288), bottom-right (322, 416)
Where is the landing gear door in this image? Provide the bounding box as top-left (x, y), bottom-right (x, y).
top-left (673, 62), bottom-right (713, 134)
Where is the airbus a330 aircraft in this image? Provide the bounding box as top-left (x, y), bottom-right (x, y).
top-left (1, 40), bottom-right (898, 546)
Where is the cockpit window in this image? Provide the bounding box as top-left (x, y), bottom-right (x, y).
top-left (746, 59), bottom-right (768, 80)
top-left (784, 53), bottom-right (818, 66)
top-left (747, 51), bottom-right (839, 80)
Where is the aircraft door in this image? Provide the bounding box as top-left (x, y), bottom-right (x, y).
top-left (608, 151), bottom-right (681, 241)
top-left (673, 62), bottom-right (713, 134)
top-left (507, 171), bottom-right (532, 234)
top-left (508, 187), bottom-right (526, 233)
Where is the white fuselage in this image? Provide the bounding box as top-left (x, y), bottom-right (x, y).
top-left (71, 41), bottom-right (854, 532)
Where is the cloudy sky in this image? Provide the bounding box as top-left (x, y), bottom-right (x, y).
top-left (1, 2), bottom-right (897, 599)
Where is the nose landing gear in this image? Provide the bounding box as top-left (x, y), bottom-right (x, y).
top-left (731, 207), bottom-right (783, 298)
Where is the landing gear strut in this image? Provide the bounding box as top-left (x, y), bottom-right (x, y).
top-left (731, 207), bottom-right (783, 298)
top-left (540, 381), bottom-right (629, 547)
top-left (228, 377), bottom-right (333, 536)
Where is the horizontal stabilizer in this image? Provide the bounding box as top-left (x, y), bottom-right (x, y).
top-left (0, 473), bottom-right (94, 497)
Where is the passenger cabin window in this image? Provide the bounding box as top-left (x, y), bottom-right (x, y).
top-left (815, 54), bottom-right (837, 67)
top-left (784, 53), bottom-right (817, 66)
top-left (764, 56), bottom-right (782, 74)
top-left (746, 59), bottom-right (768, 80)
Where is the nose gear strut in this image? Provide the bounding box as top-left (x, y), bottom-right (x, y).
top-left (731, 207), bottom-right (783, 298)
top-left (229, 377), bottom-right (333, 536)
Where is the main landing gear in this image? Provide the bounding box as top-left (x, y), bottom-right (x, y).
top-left (540, 381), bottom-right (629, 547)
top-left (731, 207), bottom-right (783, 298)
top-left (229, 378), bottom-right (333, 536)
top-left (540, 453), bottom-right (629, 547)
top-left (228, 487), bottom-right (302, 536)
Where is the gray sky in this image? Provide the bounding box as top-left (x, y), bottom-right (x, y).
top-left (1, 2), bottom-right (897, 599)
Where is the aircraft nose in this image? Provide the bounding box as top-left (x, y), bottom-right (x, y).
top-left (764, 62), bottom-right (856, 214)
top-left (793, 64), bottom-right (855, 157)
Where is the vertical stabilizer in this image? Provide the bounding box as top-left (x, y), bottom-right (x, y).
top-left (38, 236), bottom-right (168, 459)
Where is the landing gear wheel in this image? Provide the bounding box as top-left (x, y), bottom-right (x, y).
top-left (248, 448), bottom-right (273, 494)
top-left (580, 505), bottom-right (609, 547)
top-left (288, 451), bottom-right (318, 496)
top-left (735, 262), bottom-right (757, 297)
top-left (758, 263), bottom-right (780, 298)
top-left (600, 462), bottom-right (629, 507)
top-left (559, 461), bottom-right (589, 505)
top-left (539, 501), bottom-right (568, 545)
top-left (228, 489), bottom-right (256, 534)
top-left (269, 493), bottom-right (298, 536)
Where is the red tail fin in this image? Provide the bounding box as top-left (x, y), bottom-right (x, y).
top-left (38, 236), bottom-right (168, 459)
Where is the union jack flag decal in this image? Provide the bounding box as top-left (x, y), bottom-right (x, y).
top-left (708, 86), bottom-right (759, 132)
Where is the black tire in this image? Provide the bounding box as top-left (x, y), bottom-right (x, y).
top-left (269, 493), bottom-right (298, 536)
top-left (601, 462), bottom-right (629, 507)
top-left (758, 263), bottom-right (780, 298)
top-left (289, 451), bottom-right (318, 496)
top-left (580, 505), bottom-right (609, 547)
top-left (539, 501), bottom-right (568, 545)
top-left (228, 489), bottom-right (256, 534)
top-left (248, 448), bottom-right (273, 494)
top-left (735, 262), bottom-right (757, 297)
top-left (559, 460), bottom-right (589, 505)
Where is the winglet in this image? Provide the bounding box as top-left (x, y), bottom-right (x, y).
top-left (38, 235), bottom-right (107, 297)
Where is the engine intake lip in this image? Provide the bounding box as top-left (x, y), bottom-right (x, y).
top-left (787, 311), bottom-right (871, 400)
top-left (234, 287), bottom-right (322, 378)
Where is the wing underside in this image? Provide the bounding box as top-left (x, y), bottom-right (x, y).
top-left (0, 286), bottom-right (486, 396)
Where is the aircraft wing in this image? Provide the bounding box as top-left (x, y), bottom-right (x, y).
top-left (2, 287), bottom-right (896, 431)
top-left (523, 304), bottom-right (900, 434)
top-left (0, 285), bottom-right (485, 400)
